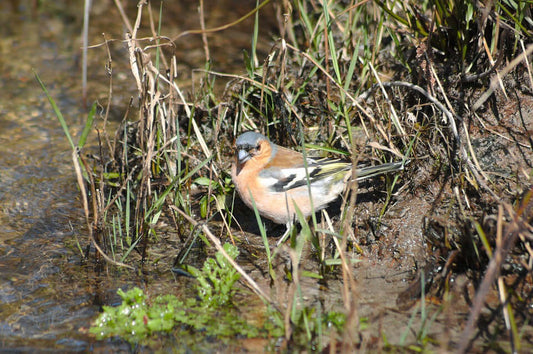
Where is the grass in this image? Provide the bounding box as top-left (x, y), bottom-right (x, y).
top-left (39, 0), bottom-right (533, 351)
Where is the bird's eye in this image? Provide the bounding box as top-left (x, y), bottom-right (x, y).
top-left (256, 144), bottom-right (261, 151)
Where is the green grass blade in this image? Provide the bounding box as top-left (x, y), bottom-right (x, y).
top-left (248, 192), bottom-right (275, 280)
top-left (33, 70), bottom-right (75, 151)
top-left (78, 101), bottom-right (96, 149)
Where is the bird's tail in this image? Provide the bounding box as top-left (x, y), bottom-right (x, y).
top-left (355, 161), bottom-right (407, 181)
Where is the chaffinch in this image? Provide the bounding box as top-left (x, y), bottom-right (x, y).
top-left (231, 131), bottom-right (405, 227)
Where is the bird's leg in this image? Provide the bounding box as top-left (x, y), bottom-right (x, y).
top-left (276, 221), bottom-right (294, 246)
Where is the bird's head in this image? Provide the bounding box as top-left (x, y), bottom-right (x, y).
top-left (234, 131), bottom-right (276, 165)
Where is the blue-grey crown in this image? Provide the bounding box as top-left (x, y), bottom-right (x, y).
top-left (235, 131), bottom-right (268, 148)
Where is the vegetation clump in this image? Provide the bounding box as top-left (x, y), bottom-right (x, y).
top-left (90, 244), bottom-right (281, 343)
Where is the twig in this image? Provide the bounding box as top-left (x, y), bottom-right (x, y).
top-left (457, 191), bottom-right (533, 353)
top-left (82, 0), bottom-right (91, 105)
top-left (199, 0), bottom-right (210, 61)
top-left (102, 34), bottom-right (115, 156)
top-left (377, 81), bottom-right (499, 199)
top-left (170, 205), bottom-right (278, 311)
top-left (472, 44), bottom-right (533, 111)
top-left (112, 0), bottom-right (133, 33)
top-left (172, 0), bottom-right (272, 41)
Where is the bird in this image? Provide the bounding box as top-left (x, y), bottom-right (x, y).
top-left (231, 131), bottom-right (406, 229)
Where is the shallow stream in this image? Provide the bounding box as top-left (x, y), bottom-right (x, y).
top-left (0, 1), bottom-right (275, 350)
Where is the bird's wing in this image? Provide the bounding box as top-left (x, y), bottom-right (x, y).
top-left (259, 157), bottom-right (350, 192)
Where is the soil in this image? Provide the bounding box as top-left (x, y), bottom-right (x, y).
top-left (208, 55), bottom-right (533, 351)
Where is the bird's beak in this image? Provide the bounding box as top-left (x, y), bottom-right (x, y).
top-left (237, 149), bottom-right (251, 164)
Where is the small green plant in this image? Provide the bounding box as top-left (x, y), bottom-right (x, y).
top-left (186, 242), bottom-right (241, 307)
top-left (193, 176), bottom-right (233, 219)
top-left (89, 287), bottom-right (184, 343)
top-left (90, 243), bottom-right (269, 343)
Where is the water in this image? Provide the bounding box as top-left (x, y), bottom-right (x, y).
top-left (0, 0), bottom-right (275, 350)
top-left (0, 1), bottom-right (99, 350)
